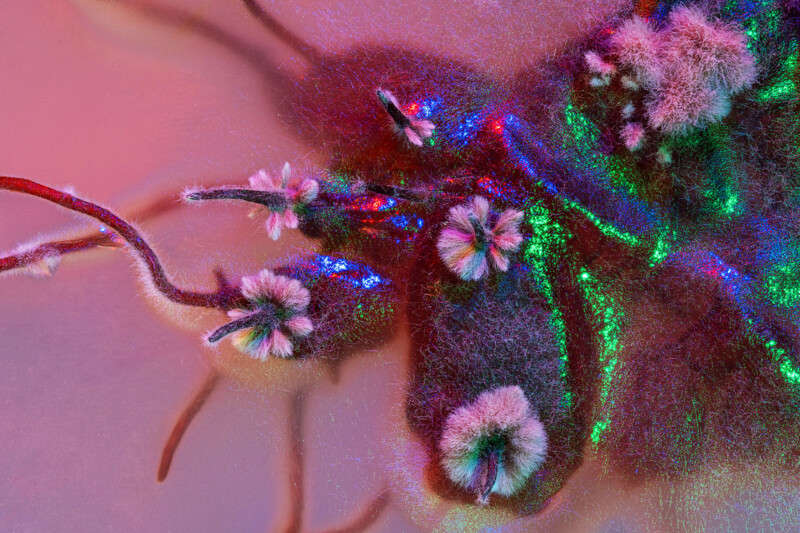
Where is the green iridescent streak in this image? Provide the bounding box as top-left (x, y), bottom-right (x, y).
top-left (523, 202), bottom-right (572, 407)
top-left (764, 262), bottom-right (800, 307)
top-left (561, 100), bottom-right (678, 262)
top-left (758, 45), bottom-right (798, 103)
top-left (577, 268), bottom-right (624, 444)
top-left (562, 102), bottom-right (641, 198)
top-left (765, 339), bottom-right (800, 386)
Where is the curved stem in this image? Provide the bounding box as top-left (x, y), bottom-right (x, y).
top-left (240, 0), bottom-right (320, 61)
top-left (0, 176), bottom-right (236, 309)
top-left (158, 370), bottom-right (220, 482)
top-left (0, 187), bottom-right (183, 276)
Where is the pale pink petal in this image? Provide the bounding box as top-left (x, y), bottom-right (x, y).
top-left (265, 211), bottom-right (283, 240)
top-left (471, 196), bottom-right (490, 225)
top-left (281, 162), bottom-right (291, 187)
top-left (285, 316), bottom-right (313, 337)
top-left (404, 127), bottom-right (422, 146)
top-left (283, 209), bottom-right (299, 229)
top-left (268, 330), bottom-right (293, 358)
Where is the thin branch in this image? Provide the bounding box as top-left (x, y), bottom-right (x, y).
top-left (240, 0), bottom-right (320, 61)
top-left (0, 188), bottom-right (183, 276)
top-left (0, 176), bottom-right (238, 309)
top-left (158, 370), bottom-right (221, 482)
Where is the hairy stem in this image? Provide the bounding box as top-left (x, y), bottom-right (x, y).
top-left (186, 188), bottom-right (289, 210)
top-left (207, 306), bottom-right (278, 343)
top-left (0, 176), bottom-right (236, 309)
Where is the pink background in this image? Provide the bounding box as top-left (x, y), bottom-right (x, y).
top-left (2, 1), bottom-right (799, 531)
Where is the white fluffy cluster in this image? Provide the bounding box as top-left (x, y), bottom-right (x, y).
top-left (439, 385), bottom-right (548, 503)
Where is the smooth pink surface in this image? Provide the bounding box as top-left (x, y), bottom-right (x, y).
top-left (3, 2), bottom-right (800, 532)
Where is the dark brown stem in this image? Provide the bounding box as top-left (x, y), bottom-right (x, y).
top-left (0, 233), bottom-right (121, 275)
top-left (240, 0), bottom-right (320, 61)
top-left (186, 188), bottom-right (289, 210)
top-left (207, 305), bottom-right (278, 343)
top-left (0, 176), bottom-right (237, 309)
top-left (158, 370), bottom-right (221, 482)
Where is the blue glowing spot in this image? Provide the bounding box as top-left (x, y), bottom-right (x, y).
top-left (417, 218), bottom-right (424, 229)
top-left (451, 112), bottom-right (483, 145)
top-left (99, 226), bottom-right (107, 233)
top-left (416, 97), bottom-right (441, 119)
top-left (313, 255), bottom-right (388, 290)
top-left (360, 274), bottom-right (381, 289)
top-left (382, 197), bottom-right (397, 210)
top-left (390, 215), bottom-right (409, 229)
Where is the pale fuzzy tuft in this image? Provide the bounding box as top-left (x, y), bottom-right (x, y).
top-left (222, 269), bottom-right (314, 361)
top-left (589, 76), bottom-right (611, 88)
top-left (610, 16), bottom-right (664, 90)
top-left (621, 122), bottom-right (646, 151)
top-left (584, 51), bottom-right (617, 77)
top-left (647, 82), bottom-right (730, 135)
top-left (437, 197), bottom-right (523, 281)
top-left (610, 6), bottom-right (756, 136)
top-left (620, 75), bottom-right (640, 91)
top-left (285, 315), bottom-right (314, 337)
top-left (439, 386), bottom-right (548, 501)
top-left (248, 163), bottom-right (319, 240)
top-left (22, 255), bottom-right (61, 279)
top-left (621, 102), bottom-right (635, 119)
top-left (664, 6), bottom-right (756, 93)
top-left (657, 146), bottom-right (673, 165)
top-left (240, 269), bottom-right (310, 311)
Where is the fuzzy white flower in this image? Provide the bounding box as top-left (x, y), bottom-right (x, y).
top-left (248, 163), bottom-right (319, 240)
top-left (440, 386), bottom-right (548, 506)
top-left (377, 89), bottom-right (436, 147)
top-left (208, 269), bottom-right (313, 360)
top-left (437, 196), bottom-right (523, 281)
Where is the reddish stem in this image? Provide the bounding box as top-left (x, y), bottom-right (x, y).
top-left (158, 370), bottom-right (220, 482)
top-left (0, 176), bottom-right (237, 309)
top-left (240, 0), bottom-right (320, 61)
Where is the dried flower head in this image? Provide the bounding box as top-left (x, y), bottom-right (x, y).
top-left (208, 269), bottom-right (313, 360)
top-left (248, 163), bottom-right (319, 240)
top-left (609, 16), bottom-right (664, 89)
top-left (376, 89), bottom-right (436, 146)
top-left (664, 6), bottom-right (756, 93)
top-left (440, 385), bottom-right (548, 506)
top-left (611, 6), bottom-right (755, 136)
top-left (437, 196), bottom-right (523, 281)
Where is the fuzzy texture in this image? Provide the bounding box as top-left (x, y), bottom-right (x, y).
top-left (248, 163), bottom-right (319, 240)
top-left (440, 385), bottom-right (548, 503)
top-left (609, 16), bottom-right (664, 89)
top-left (609, 7), bottom-right (755, 135)
top-left (437, 197), bottom-right (523, 281)
top-left (377, 88), bottom-right (436, 146)
top-left (620, 122), bottom-right (646, 151)
top-left (223, 269), bottom-right (313, 360)
top-left (406, 264), bottom-right (580, 512)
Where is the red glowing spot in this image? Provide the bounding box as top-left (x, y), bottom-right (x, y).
top-left (406, 102), bottom-right (420, 115)
top-left (490, 120), bottom-right (503, 135)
